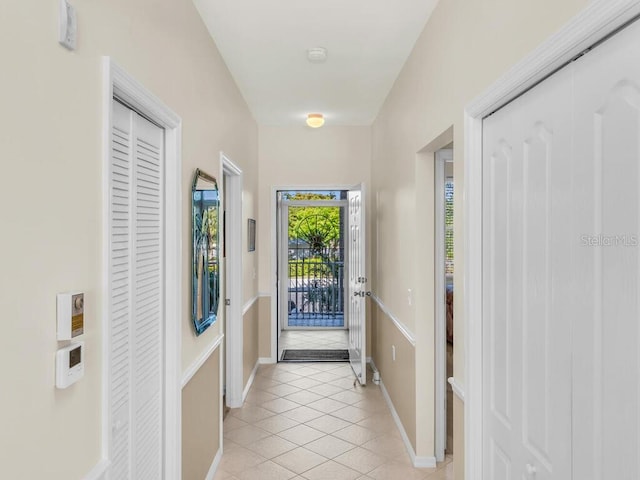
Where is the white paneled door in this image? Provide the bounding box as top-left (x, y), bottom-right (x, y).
top-left (348, 185), bottom-right (367, 385)
top-left (571, 19), bottom-right (640, 480)
top-left (483, 64), bottom-right (573, 480)
top-left (109, 99), bottom-right (165, 480)
top-left (482, 17), bottom-right (640, 480)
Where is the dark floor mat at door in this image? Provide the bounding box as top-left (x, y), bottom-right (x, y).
top-left (280, 349), bottom-right (349, 362)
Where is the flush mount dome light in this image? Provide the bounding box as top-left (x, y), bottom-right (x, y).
top-left (306, 113), bottom-right (325, 128)
top-left (307, 47), bottom-right (328, 63)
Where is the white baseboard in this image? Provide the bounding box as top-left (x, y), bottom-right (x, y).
top-left (259, 356), bottom-right (276, 364)
top-left (242, 359), bottom-right (261, 403)
top-left (83, 459), bottom-right (109, 480)
top-left (205, 447), bottom-right (223, 480)
top-left (378, 379), bottom-right (437, 469)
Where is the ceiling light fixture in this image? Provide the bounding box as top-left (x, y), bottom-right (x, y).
top-left (307, 47), bottom-right (328, 64)
top-left (306, 113), bottom-right (325, 128)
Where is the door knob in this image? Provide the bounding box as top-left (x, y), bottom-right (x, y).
top-left (525, 463), bottom-right (537, 476)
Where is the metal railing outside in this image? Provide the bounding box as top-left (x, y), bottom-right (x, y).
top-left (287, 246), bottom-right (344, 327)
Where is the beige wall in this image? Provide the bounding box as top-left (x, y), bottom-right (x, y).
top-left (371, 300), bottom-right (417, 449)
top-left (259, 296), bottom-right (272, 359)
top-left (0, 1), bottom-right (257, 478)
top-left (182, 349), bottom-right (221, 480)
top-left (243, 301), bottom-right (260, 387)
top-left (371, 0), bottom-right (589, 474)
top-left (257, 125), bottom-right (372, 358)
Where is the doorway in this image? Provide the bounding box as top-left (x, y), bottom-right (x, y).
top-left (277, 191), bottom-right (349, 359)
top-left (435, 147), bottom-right (454, 463)
top-left (221, 154), bottom-right (243, 408)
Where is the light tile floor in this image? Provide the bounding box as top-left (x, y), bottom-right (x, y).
top-left (215, 361), bottom-right (454, 480)
top-left (278, 330), bottom-right (349, 360)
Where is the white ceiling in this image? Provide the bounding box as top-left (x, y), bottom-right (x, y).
top-left (193, 0), bottom-right (440, 126)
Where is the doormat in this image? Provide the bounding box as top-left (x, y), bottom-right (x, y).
top-left (280, 349), bottom-right (349, 362)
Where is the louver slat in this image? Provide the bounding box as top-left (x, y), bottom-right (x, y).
top-left (110, 100), bottom-right (164, 480)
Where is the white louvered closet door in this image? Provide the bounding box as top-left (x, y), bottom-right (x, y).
top-left (110, 99), bottom-right (165, 480)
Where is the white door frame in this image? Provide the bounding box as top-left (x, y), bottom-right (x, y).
top-left (270, 185), bottom-right (357, 362)
top-left (463, 2), bottom-right (640, 478)
top-left (220, 153), bottom-right (244, 408)
top-left (434, 148), bottom-right (452, 463)
top-left (102, 57), bottom-right (182, 479)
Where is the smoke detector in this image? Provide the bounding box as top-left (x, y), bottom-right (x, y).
top-left (307, 47), bottom-right (328, 64)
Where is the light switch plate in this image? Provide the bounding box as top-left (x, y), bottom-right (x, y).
top-left (58, 0), bottom-right (77, 50)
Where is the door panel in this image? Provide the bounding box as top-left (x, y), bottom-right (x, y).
top-left (484, 17), bottom-right (640, 480)
top-left (483, 63), bottom-right (573, 480)
top-left (131, 113), bottom-right (164, 480)
top-left (572, 18), bottom-right (640, 480)
top-left (109, 99), bottom-right (165, 480)
top-left (348, 185), bottom-right (366, 384)
top-left (110, 100), bottom-right (133, 480)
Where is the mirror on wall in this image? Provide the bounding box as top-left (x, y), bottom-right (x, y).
top-left (192, 169), bottom-right (220, 335)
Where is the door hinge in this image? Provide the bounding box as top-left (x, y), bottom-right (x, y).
top-left (225, 299), bottom-right (231, 306)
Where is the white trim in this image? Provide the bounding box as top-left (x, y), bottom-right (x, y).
top-left (370, 294), bottom-right (416, 346)
top-left (463, 2), bottom-right (640, 479)
top-left (181, 334), bottom-right (225, 388)
top-left (278, 201), bottom-right (288, 332)
top-left (102, 57), bottom-right (182, 480)
top-left (205, 447), bottom-right (223, 480)
top-left (101, 57), bottom-right (113, 471)
top-left (221, 153), bottom-right (244, 408)
top-left (378, 378), bottom-right (436, 468)
top-left (464, 111), bottom-right (483, 480)
top-left (259, 291), bottom-right (270, 298)
top-left (242, 294), bottom-right (259, 316)
top-left (259, 357), bottom-right (276, 364)
top-left (467, 0), bottom-right (640, 118)
top-left (448, 377), bottom-right (465, 402)
top-left (242, 359), bottom-right (261, 402)
top-left (434, 149), bottom-right (448, 464)
top-left (83, 460), bottom-right (109, 480)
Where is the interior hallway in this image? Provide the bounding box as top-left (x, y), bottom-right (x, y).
top-left (214, 362), bottom-right (453, 480)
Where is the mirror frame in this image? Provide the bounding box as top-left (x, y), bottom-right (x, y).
top-left (191, 168), bottom-right (220, 336)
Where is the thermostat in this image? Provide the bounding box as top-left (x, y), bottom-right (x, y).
top-left (57, 292), bottom-right (84, 340)
top-left (56, 342), bottom-right (84, 389)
